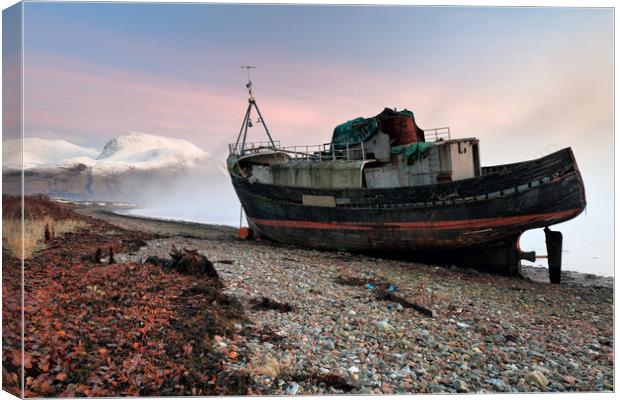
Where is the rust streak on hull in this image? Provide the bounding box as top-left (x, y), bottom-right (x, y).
top-left (249, 208), bottom-right (582, 231)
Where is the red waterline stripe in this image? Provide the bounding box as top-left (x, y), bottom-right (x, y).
top-left (249, 208), bottom-right (582, 231)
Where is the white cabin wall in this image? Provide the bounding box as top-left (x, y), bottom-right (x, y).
top-left (363, 166), bottom-right (400, 188)
top-left (364, 140), bottom-right (477, 188)
top-left (449, 141), bottom-right (476, 180)
top-left (269, 161), bottom-right (366, 188)
top-left (363, 131), bottom-right (392, 162)
top-left (365, 149), bottom-right (439, 188)
top-left (248, 139), bottom-right (480, 190)
top-left (436, 144), bottom-right (452, 175)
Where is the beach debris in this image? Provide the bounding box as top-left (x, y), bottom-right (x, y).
top-left (456, 322), bottom-right (470, 329)
top-left (170, 246), bottom-right (218, 277)
top-left (251, 296), bottom-right (295, 313)
top-left (144, 254), bottom-right (174, 268)
top-left (145, 245), bottom-right (219, 278)
top-left (375, 287), bottom-right (434, 318)
top-left (335, 274), bottom-right (391, 288)
top-left (81, 247), bottom-right (104, 264)
top-left (45, 222), bottom-right (51, 241)
top-left (237, 227), bottom-right (252, 240)
top-left (130, 231), bottom-right (149, 247)
top-left (335, 274), bottom-right (434, 317)
top-left (108, 247), bottom-right (116, 264)
top-left (94, 248), bottom-right (102, 263)
top-left (292, 372), bottom-right (360, 392)
top-left (215, 259), bottom-right (235, 264)
top-left (335, 275), bottom-right (378, 287)
top-left (240, 324), bottom-right (285, 343)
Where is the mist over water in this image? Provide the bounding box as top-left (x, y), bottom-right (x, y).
top-left (128, 163), bottom-right (242, 228)
top-left (520, 217), bottom-right (614, 277)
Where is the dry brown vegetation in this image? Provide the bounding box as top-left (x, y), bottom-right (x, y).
top-left (2, 195), bottom-right (257, 397)
top-left (2, 195), bottom-right (86, 259)
top-left (3, 217), bottom-right (86, 259)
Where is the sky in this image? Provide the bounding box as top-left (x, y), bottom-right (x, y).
top-left (3, 3), bottom-right (615, 274)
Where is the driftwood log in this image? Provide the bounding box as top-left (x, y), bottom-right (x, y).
top-left (250, 296), bottom-right (295, 313)
top-left (376, 288), bottom-right (434, 318)
top-left (335, 274), bottom-right (434, 318)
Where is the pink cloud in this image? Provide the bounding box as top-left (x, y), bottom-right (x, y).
top-left (25, 54), bottom-right (446, 155)
top-left (22, 47), bottom-right (611, 172)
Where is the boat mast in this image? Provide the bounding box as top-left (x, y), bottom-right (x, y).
top-left (235, 66), bottom-right (276, 154)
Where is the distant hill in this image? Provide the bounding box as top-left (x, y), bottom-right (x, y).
top-left (3, 137), bottom-right (100, 170)
top-left (2, 133), bottom-right (227, 202)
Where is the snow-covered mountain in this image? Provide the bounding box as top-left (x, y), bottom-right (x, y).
top-left (3, 138), bottom-right (100, 170)
top-left (94, 132), bottom-right (209, 172)
top-left (2, 133), bottom-right (228, 202)
top-left (3, 132), bottom-right (213, 173)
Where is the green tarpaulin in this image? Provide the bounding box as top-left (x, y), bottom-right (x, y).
top-left (391, 142), bottom-right (434, 163)
top-left (331, 109), bottom-right (417, 148)
top-left (331, 117), bottom-right (379, 149)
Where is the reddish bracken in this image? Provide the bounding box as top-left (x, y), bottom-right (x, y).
top-left (2, 196), bottom-right (250, 397)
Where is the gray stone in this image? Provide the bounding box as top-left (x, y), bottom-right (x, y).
top-left (375, 321), bottom-right (393, 331)
top-left (487, 378), bottom-right (504, 390)
top-left (286, 382), bottom-right (300, 395)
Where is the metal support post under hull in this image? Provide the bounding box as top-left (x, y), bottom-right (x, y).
top-left (544, 227), bottom-right (563, 284)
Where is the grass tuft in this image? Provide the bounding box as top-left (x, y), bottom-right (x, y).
top-left (2, 217), bottom-right (87, 259)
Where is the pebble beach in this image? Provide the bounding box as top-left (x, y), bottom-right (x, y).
top-left (84, 207), bottom-right (614, 395)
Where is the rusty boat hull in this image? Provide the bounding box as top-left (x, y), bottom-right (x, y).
top-left (230, 148), bottom-right (586, 276)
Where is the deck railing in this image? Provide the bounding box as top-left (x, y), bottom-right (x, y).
top-left (228, 126), bottom-right (451, 161)
top-left (229, 141), bottom-right (369, 162)
top-left (228, 140), bottom-right (282, 155)
top-left (424, 127), bottom-right (451, 142)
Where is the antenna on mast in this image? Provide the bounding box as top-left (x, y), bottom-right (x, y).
top-left (234, 66), bottom-right (276, 154)
top-left (241, 65), bottom-right (256, 100)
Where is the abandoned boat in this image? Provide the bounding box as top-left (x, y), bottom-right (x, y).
top-left (227, 75), bottom-right (586, 282)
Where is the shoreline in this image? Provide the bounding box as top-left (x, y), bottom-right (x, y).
top-left (81, 206), bottom-right (614, 289)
